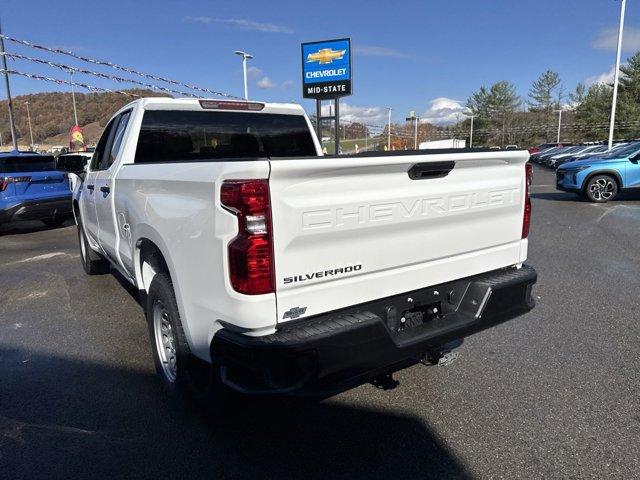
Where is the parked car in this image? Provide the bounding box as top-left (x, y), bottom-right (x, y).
top-left (530, 145), bottom-right (570, 164)
top-left (0, 150), bottom-right (72, 228)
top-left (528, 142), bottom-right (573, 154)
top-left (556, 141), bottom-right (640, 202)
top-left (545, 145), bottom-right (600, 168)
top-left (56, 152), bottom-right (93, 174)
top-left (71, 97), bottom-right (537, 401)
top-left (554, 144), bottom-right (625, 168)
top-left (57, 152), bottom-right (93, 191)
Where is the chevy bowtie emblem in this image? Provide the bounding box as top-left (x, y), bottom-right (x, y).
top-left (307, 48), bottom-right (346, 65)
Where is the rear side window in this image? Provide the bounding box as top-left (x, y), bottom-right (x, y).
top-left (134, 110), bottom-right (317, 163)
top-left (0, 155), bottom-right (56, 173)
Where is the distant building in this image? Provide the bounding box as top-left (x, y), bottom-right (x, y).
top-left (419, 138), bottom-right (466, 149)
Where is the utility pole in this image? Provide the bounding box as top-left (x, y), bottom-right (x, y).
top-left (387, 108), bottom-right (392, 150)
top-left (608, 0), bottom-right (626, 150)
top-left (70, 71), bottom-right (79, 125)
top-left (0, 20), bottom-right (18, 151)
top-left (25, 101), bottom-right (34, 150)
top-left (234, 51), bottom-right (253, 100)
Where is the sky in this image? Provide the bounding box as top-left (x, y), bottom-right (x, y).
top-left (1, 0), bottom-right (639, 127)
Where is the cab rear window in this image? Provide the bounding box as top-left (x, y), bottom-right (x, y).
top-left (0, 155), bottom-right (56, 173)
top-left (134, 110), bottom-right (317, 163)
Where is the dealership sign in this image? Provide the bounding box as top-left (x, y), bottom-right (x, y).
top-left (301, 38), bottom-right (351, 99)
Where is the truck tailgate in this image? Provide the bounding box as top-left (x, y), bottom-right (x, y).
top-left (269, 150), bottom-right (529, 323)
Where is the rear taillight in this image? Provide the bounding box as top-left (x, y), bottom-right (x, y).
top-left (522, 163), bottom-right (532, 239)
top-left (0, 176), bottom-right (30, 192)
top-left (220, 180), bottom-right (274, 295)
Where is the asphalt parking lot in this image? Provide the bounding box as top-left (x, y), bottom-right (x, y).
top-left (1, 165), bottom-right (640, 479)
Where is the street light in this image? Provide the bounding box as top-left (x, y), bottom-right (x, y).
top-left (25, 101), bottom-right (34, 150)
top-left (406, 111), bottom-right (419, 150)
top-left (234, 50), bottom-right (253, 100)
top-left (554, 109), bottom-right (565, 143)
top-left (463, 109), bottom-right (475, 148)
top-left (608, 0), bottom-right (626, 150)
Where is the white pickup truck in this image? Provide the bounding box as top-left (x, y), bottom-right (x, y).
top-left (73, 97), bottom-right (536, 399)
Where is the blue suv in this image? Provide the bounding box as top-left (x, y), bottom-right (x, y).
top-left (556, 141), bottom-right (640, 202)
top-left (0, 150), bottom-right (72, 228)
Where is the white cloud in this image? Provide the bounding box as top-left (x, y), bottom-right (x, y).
top-left (247, 66), bottom-right (263, 78)
top-left (421, 97), bottom-right (468, 126)
top-left (321, 103), bottom-right (388, 124)
top-left (184, 16), bottom-right (293, 33)
top-left (592, 26), bottom-right (640, 52)
top-left (353, 45), bottom-right (411, 58)
top-left (585, 65), bottom-right (617, 86)
top-left (256, 76), bottom-right (276, 89)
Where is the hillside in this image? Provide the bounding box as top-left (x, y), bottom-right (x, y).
top-left (0, 89), bottom-right (169, 149)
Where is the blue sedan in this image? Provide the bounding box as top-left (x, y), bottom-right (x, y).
top-left (556, 142), bottom-right (640, 202)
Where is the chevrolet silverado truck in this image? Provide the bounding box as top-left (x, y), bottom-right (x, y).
top-left (72, 97), bottom-right (537, 400)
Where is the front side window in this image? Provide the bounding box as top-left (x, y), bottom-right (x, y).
top-left (134, 110), bottom-right (317, 163)
top-left (91, 118), bottom-right (117, 171)
top-left (105, 110), bottom-right (132, 169)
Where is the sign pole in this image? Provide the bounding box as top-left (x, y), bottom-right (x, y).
top-left (316, 99), bottom-right (322, 146)
top-left (334, 98), bottom-right (340, 155)
top-left (0, 19), bottom-right (19, 151)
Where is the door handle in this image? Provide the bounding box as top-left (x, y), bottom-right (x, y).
top-left (86, 184), bottom-right (95, 191)
top-left (100, 185), bottom-right (111, 194)
top-left (408, 162), bottom-right (455, 180)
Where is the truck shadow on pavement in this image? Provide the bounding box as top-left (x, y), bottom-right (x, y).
top-left (0, 346), bottom-right (471, 480)
top-left (0, 219), bottom-right (75, 236)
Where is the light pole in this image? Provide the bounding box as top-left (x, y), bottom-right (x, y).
top-left (70, 70), bottom-right (79, 126)
top-left (25, 101), bottom-right (34, 150)
top-left (406, 112), bottom-right (419, 150)
top-left (387, 107), bottom-right (392, 150)
top-left (463, 109), bottom-right (475, 148)
top-left (554, 109), bottom-right (564, 143)
top-left (234, 50), bottom-right (253, 100)
top-left (608, 0), bottom-right (626, 150)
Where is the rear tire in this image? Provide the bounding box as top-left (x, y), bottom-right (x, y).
top-left (146, 272), bottom-right (228, 405)
top-left (584, 174), bottom-right (618, 203)
top-left (77, 222), bottom-right (110, 275)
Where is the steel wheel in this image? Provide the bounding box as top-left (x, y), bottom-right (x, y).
top-left (153, 301), bottom-right (177, 383)
top-left (589, 178), bottom-right (616, 201)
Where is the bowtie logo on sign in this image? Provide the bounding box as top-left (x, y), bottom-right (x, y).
top-left (306, 48), bottom-right (346, 64)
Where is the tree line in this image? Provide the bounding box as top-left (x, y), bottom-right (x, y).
top-left (458, 52), bottom-right (640, 147)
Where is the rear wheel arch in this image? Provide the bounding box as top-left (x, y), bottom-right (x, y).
top-left (135, 238), bottom-right (170, 293)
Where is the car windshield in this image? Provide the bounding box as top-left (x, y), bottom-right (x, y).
top-left (602, 142), bottom-right (640, 158)
top-left (0, 155), bottom-right (57, 173)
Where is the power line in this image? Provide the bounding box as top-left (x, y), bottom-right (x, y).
top-left (1, 51), bottom-right (197, 97)
top-left (0, 33), bottom-right (241, 99)
top-left (0, 69), bottom-right (140, 97)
